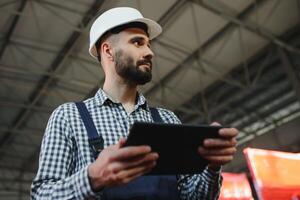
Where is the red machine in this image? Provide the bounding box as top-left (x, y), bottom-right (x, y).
top-left (219, 172), bottom-right (253, 200)
top-left (244, 148), bottom-right (300, 200)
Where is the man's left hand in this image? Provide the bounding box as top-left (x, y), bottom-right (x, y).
top-left (198, 122), bottom-right (238, 169)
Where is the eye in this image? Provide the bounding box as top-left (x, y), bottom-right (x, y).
top-left (133, 40), bottom-right (142, 46)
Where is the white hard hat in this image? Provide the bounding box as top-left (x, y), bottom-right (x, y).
top-left (89, 7), bottom-right (162, 59)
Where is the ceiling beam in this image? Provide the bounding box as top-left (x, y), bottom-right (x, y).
top-left (0, 177), bottom-right (32, 184)
top-left (278, 48), bottom-right (300, 103)
top-left (186, 73), bottom-right (290, 125)
top-left (191, 0), bottom-right (300, 55)
top-left (0, 0), bottom-right (27, 59)
top-left (178, 23), bottom-right (300, 124)
top-left (0, 63), bottom-right (95, 90)
top-left (0, 125), bottom-right (44, 135)
top-left (0, 100), bottom-right (53, 113)
top-left (7, 39), bottom-right (99, 66)
top-left (36, 0), bottom-right (85, 15)
top-left (0, 165), bottom-right (36, 174)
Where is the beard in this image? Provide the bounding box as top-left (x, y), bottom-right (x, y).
top-left (114, 49), bottom-right (152, 85)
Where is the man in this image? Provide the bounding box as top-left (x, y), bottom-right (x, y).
top-left (31, 7), bottom-right (238, 200)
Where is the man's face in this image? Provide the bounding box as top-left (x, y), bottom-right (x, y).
top-left (112, 28), bottom-right (154, 85)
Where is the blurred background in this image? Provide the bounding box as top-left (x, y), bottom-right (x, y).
top-left (0, 0), bottom-right (299, 199)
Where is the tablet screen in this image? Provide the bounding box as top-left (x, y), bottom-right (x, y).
top-left (124, 122), bottom-right (222, 175)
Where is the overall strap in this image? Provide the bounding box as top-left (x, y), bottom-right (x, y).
top-left (75, 104), bottom-right (179, 199)
top-left (75, 102), bottom-right (104, 159)
top-left (149, 107), bottom-right (163, 123)
top-left (103, 107), bottom-right (179, 200)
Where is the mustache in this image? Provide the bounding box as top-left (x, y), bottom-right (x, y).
top-left (137, 59), bottom-right (152, 68)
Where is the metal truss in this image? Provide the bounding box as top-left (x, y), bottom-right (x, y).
top-left (0, 33), bottom-right (99, 67)
top-left (0, 0), bottom-right (106, 152)
top-left (0, 0), bottom-right (27, 59)
top-left (175, 25), bottom-right (300, 147)
top-left (191, 0), bottom-right (300, 55)
top-left (145, 0), bottom-right (300, 106)
top-left (0, 100), bottom-right (52, 113)
top-left (0, 166), bottom-right (34, 199)
top-left (278, 47), bottom-right (300, 102)
top-left (0, 63), bottom-right (95, 91)
top-left (34, 0), bottom-right (86, 15)
top-left (144, 0), bottom-right (265, 99)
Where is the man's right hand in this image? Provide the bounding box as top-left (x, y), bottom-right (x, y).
top-left (87, 138), bottom-right (158, 191)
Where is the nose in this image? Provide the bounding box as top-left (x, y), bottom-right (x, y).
top-left (143, 46), bottom-right (154, 60)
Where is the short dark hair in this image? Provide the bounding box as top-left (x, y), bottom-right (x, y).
top-left (95, 22), bottom-right (149, 60)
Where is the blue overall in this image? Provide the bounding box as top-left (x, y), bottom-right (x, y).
top-left (75, 102), bottom-right (180, 200)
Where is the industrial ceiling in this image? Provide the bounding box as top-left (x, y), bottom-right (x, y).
top-left (0, 0), bottom-right (299, 199)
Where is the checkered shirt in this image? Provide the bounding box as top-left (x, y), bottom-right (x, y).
top-left (31, 89), bottom-right (222, 199)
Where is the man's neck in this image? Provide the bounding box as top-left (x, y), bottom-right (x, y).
top-left (103, 78), bottom-right (138, 114)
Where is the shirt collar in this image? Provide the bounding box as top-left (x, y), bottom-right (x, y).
top-left (136, 92), bottom-right (148, 109)
top-left (94, 88), bottom-right (148, 110)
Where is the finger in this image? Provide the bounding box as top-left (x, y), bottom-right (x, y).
top-left (203, 138), bottom-right (237, 148)
top-left (121, 166), bottom-right (154, 185)
top-left (219, 128), bottom-right (238, 138)
top-left (115, 161), bottom-right (156, 185)
top-left (124, 152), bottom-right (159, 165)
top-left (198, 146), bottom-right (236, 156)
top-left (110, 152), bottom-right (158, 173)
top-left (203, 155), bottom-right (234, 165)
top-left (110, 146), bottom-right (152, 161)
top-left (124, 161), bottom-right (156, 178)
top-left (104, 142), bottom-right (123, 152)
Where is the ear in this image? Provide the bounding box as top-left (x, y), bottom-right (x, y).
top-left (101, 42), bottom-right (114, 61)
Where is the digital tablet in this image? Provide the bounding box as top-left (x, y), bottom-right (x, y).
top-left (124, 122), bottom-right (222, 175)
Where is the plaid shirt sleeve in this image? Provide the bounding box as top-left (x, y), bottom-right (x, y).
top-left (30, 105), bottom-right (95, 199)
top-left (158, 108), bottom-right (223, 200)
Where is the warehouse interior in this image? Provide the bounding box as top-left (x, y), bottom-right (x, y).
top-left (0, 0), bottom-right (300, 199)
